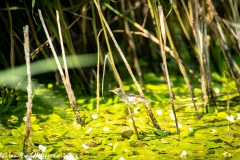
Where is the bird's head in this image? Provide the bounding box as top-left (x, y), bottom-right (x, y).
top-left (109, 88), bottom-right (123, 95)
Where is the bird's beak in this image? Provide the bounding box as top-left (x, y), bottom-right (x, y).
top-left (109, 89), bottom-right (114, 93)
top-left (109, 89), bottom-right (117, 94)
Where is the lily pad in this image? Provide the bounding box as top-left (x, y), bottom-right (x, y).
top-left (217, 112), bottom-right (228, 119)
top-left (11, 129), bottom-right (22, 138)
top-left (113, 141), bottom-right (130, 154)
top-left (155, 130), bottom-right (166, 138)
top-left (121, 130), bottom-right (134, 139)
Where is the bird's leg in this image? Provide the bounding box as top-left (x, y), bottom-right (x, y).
top-left (126, 104), bottom-right (140, 140)
top-left (131, 104), bottom-right (136, 116)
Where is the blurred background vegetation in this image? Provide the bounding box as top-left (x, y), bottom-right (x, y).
top-left (0, 0), bottom-right (239, 98)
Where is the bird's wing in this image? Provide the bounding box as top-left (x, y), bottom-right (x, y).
top-left (125, 92), bottom-right (138, 97)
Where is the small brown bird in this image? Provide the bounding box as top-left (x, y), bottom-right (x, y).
top-left (109, 88), bottom-right (155, 105)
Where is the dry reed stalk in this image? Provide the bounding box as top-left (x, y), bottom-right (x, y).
top-left (157, 4), bottom-right (180, 138)
top-left (38, 9), bottom-right (84, 126)
top-left (23, 25), bottom-right (34, 156)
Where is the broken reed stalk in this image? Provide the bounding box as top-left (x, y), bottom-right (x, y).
top-left (23, 25), bottom-right (34, 156)
top-left (154, 4), bottom-right (179, 138)
top-left (56, 10), bottom-right (85, 123)
top-left (56, 10), bottom-right (84, 126)
top-left (38, 9), bottom-right (84, 126)
top-left (54, 1), bottom-right (89, 95)
top-left (57, 11), bottom-right (69, 83)
top-left (158, 3), bottom-right (200, 119)
top-left (202, 1), bottom-right (217, 109)
top-left (188, 1), bottom-right (209, 112)
top-left (93, 0), bottom-right (161, 130)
